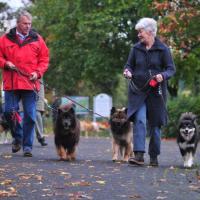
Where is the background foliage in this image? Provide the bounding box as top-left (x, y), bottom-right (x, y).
top-left (30, 0), bottom-right (155, 98)
top-left (29, 0), bottom-right (200, 98)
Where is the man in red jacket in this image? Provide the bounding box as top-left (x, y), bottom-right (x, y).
top-left (0, 10), bottom-right (49, 157)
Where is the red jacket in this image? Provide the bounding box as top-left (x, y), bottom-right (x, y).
top-left (0, 28), bottom-right (49, 91)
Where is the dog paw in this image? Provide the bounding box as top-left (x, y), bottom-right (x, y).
top-left (184, 163), bottom-right (193, 168)
top-left (184, 165), bottom-right (192, 168)
top-left (112, 154), bottom-right (118, 161)
top-left (112, 158), bottom-right (119, 162)
top-left (69, 157), bottom-right (76, 161)
top-left (123, 156), bottom-right (129, 162)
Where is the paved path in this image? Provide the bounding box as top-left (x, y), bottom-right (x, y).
top-left (0, 135), bottom-right (200, 200)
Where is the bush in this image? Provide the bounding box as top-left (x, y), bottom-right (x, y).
top-left (163, 95), bottom-right (200, 138)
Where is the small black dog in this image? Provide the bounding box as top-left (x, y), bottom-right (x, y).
top-left (52, 98), bottom-right (80, 161)
top-left (177, 112), bottom-right (199, 168)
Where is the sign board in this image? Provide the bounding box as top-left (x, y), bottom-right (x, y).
top-left (60, 96), bottom-right (89, 115)
top-left (93, 93), bottom-right (112, 120)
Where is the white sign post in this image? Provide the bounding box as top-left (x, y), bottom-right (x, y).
top-left (93, 93), bottom-right (112, 121)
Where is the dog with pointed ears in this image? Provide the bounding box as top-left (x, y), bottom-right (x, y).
top-left (53, 100), bottom-right (80, 161)
top-left (110, 107), bottom-right (133, 162)
top-left (177, 112), bottom-right (199, 168)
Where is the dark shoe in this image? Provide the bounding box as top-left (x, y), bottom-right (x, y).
top-left (23, 147), bottom-right (33, 157)
top-left (38, 137), bottom-right (48, 146)
top-left (12, 143), bottom-right (21, 153)
top-left (128, 152), bottom-right (144, 166)
top-left (149, 157), bottom-right (158, 167)
top-left (23, 151), bottom-right (33, 157)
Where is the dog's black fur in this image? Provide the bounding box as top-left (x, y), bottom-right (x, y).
top-left (52, 98), bottom-right (80, 161)
top-left (0, 113), bottom-right (10, 133)
top-left (0, 112), bottom-right (11, 144)
top-left (177, 112), bottom-right (199, 167)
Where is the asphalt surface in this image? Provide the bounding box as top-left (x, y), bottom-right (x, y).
top-left (0, 135), bottom-right (200, 200)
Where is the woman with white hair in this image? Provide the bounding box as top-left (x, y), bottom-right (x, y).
top-left (123, 17), bottom-right (176, 166)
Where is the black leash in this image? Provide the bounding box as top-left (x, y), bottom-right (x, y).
top-left (10, 66), bottom-right (109, 121)
top-left (127, 76), bottom-right (169, 119)
top-left (58, 95), bottom-right (109, 120)
top-left (128, 77), bottom-right (152, 92)
top-left (10, 70), bottom-right (22, 124)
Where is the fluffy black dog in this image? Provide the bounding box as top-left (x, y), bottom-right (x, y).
top-left (177, 112), bottom-right (199, 168)
top-left (52, 98), bottom-right (80, 161)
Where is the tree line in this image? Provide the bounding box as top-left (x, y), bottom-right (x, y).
top-left (0, 0), bottom-right (200, 103)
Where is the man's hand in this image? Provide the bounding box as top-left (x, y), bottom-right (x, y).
top-left (29, 72), bottom-right (38, 81)
top-left (123, 69), bottom-right (132, 79)
top-left (5, 61), bottom-right (16, 70)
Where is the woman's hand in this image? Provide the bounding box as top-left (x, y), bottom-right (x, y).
top-left (155, 74), bottom-right (163, 82)
top-left (123, 69), bottom-right (132, 79)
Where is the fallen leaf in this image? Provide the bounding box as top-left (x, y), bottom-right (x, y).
top-left (68, 191), bottom-right (93, 200)
top-left (80, 194), bottom-right (93, 199)
top-left (189, 184), bottom-right (200, 191)
top-left (0, 179), bottom-right (12, 185)
top-left (60, 172), bottom-right (69, 175)
top-left (96, 180), bottom-right (106, 185)
top-left (65, 181), bottom-right (91, 187)
top-left (0, 187), bottom-right (18, 197)
top-left (90, 175), bottom-right (102, 179)
top-left (17, 173), bottom-right (34, 180)
top-left (2, 154), bottom-right (12, 159)
top-left (35, 175), bottom-right (43, 181)
top-left (85, 160), bottom-right (92, 162)
top-left (42, 188), bottom-right (51, 191)
top-left (158, 179), bottom-right (167, 182)
top-left (156, 196), bottom-right (167, 199)
top-left (129, 194), bottom-right (141, 199)
top-left (117, 194), bottom-right (127, 198)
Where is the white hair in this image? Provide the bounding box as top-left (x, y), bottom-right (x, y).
top-left (17, 10), bottom-right (32, 23)
top-left (135, 18), bottom-right (157, 37)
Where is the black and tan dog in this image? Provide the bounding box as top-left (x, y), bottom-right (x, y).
top-left (177, 112), bottom-right (199, 168)
top-left (52, 99), bottom-right (80, 161)
top-left (110, 107), bottom-right (133, 162)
